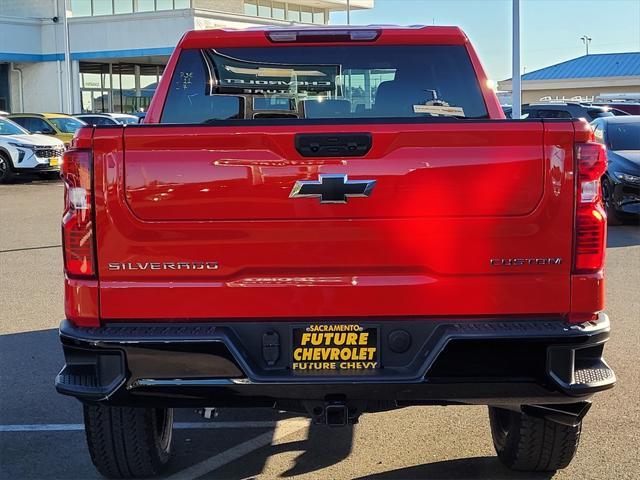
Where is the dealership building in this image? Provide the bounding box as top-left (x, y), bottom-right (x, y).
top-left (498, 52), bottom-right (640, 104)
top-left (0, 0), bottom-right (373, 114)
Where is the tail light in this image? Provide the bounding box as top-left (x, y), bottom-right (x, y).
top-left (573, 143), bottom-right (607, 273)
top-left (62, 149), bottom-right (95, 278)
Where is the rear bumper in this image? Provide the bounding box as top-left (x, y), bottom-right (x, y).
top-left (56, 314), bottom-right (615, 409)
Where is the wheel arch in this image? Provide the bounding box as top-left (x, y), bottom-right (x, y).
top-left (0, 145), bottom-right (16, 170)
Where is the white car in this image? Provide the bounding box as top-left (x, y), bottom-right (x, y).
top-left (0, 116), bottom-right (65, 183)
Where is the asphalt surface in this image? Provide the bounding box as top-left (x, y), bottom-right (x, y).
top-left (1, 176), bottom-right (639, 480)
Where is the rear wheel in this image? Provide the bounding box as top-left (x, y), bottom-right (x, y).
top-left (84, 405), bottom-right (173, 478)
top-left (488, 406), bottom-right (581, 472)
top-left (0, 153), bottom-right (14, 183)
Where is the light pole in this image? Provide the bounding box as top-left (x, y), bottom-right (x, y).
top-left (63, 0), bottom-right (72, 114)
top-left (580, 35), bottom-right (592, 55)
top-left (346, 0), bottom-right (351, 25)
top-left (511, 0), bottom-right (521, 119)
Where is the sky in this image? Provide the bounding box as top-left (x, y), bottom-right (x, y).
top-left (330, 0), bottom-right (640, 81)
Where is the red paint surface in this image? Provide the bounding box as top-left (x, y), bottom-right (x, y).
top-left (64, 27), bottom-right (605, 325)
top-left (88, 120), bottom-right (579, 321)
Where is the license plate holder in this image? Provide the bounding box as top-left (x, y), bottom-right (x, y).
top-left (291, 324), bottom-right (379, 374)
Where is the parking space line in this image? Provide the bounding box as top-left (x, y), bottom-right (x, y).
top-left (165, 419), bottom-right (310, 480)
top-left (0, 244), bottom-right (62, 254)
top-left (0, 424), bottom-right (84, 432)
top-left (0, 420), bottom-right (297, 433)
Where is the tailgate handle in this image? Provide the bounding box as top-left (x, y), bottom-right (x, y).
top-left (295, 133), bottom-right (372, 157)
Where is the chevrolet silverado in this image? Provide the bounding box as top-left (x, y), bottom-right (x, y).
top-left (55, 26), bottom-right (615, 478)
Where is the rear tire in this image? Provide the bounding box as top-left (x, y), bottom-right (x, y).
top-left (0, 153), bottom-right (14, 183)
top-left (83, 405), bottom-right (173, 479)
top-left (488, 406), bottom-right (581, 472)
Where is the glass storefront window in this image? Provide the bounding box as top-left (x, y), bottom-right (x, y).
top-left (80, 64), bottom-right (110, 88)
top-left (300, 6), bottom-right (313, 23)
top-left (257, 0), bottom-right (271, 18)
top-left (70, 0), bottom-right (195, 17)
top-left (80, 63), bottom-right (111, 112)
top-left (81, 73), bottom-right (101, 89)
top-left (244, 0), bottom-right (258, 16)
top-left (272, 2), bottom-right (285, 20)
top-left (241, 1), bottom-right (324, 23)
top-left (112, 64), bottom-right (136, 113)
top-left (287, 4), bottom-right (300, 21)
top-left (156, 0), bottom-right (173, 11)
top-left (80, 62), bottom-right (163, 114)
top-left (140, 65), bottom-right (160, 102)
top-left (114, 64), bottom-right (136, 90)
top-left (82, 90), bottom-right (111, 113)
top-left (71, 0), bottom-right (92, 17)
top-left (313, 9), bottom-right (325, 24)
top-left (92, 0), bottom-right (113, 16)
top-left (137, 0), bottom-right (156, 12)
top-left (114, 0), bottom-right (133, 14)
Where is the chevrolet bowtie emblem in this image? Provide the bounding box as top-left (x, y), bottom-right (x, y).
top-left (289, 174), bottom-right (376, 204)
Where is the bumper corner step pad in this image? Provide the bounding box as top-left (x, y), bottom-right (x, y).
top-left (550, 359), bottom-right (616, 396)
top-left (55, 361), bottom-right (126, 400)
top-left (572, 360), bottom-right (616, 389)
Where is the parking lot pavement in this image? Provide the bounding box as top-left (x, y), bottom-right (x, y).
top-left (1, 178), bottom-right (639, 479)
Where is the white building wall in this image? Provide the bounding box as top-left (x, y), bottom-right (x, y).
top-left (15, 61), bottom-right (62, 112)
top-left (2, 8), bottom-right (193, 113)
top-left (41, 17), bottom-right (68, 57)
top-left (194, 10), bottom-right (292, 29)
top-left (0, 0), bottom-right (56, 17)
top-left (2, 12), bottom-right (193, 57)
top-left (0, 18), bottom-right (45, 56)
top-left (194, 0), bottom-right (244, 14)
top-left (66, 11), bottom-right (195, 55)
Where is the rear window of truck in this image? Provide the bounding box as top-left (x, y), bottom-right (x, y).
top-left (160, 45), bottom-right (489, 123)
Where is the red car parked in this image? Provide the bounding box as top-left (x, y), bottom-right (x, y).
top-left (56, 26), bottom-right (614, 478)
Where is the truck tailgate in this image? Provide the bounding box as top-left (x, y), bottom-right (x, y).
top-left (94, 121), bottom-right (575, 320)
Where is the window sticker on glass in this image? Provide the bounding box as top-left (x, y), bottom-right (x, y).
top-left (413, 104), bottom-right (465, 116)
top-left (179, 72), bottom-right (193, 90)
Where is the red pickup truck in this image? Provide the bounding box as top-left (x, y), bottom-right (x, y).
top-left (56, 26), bottom-right (615, 478)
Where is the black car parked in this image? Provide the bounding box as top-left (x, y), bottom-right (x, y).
top-left (590, 116), bottom-right (640, 225)
top-left (504, 102), bottom-right (628, 121)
